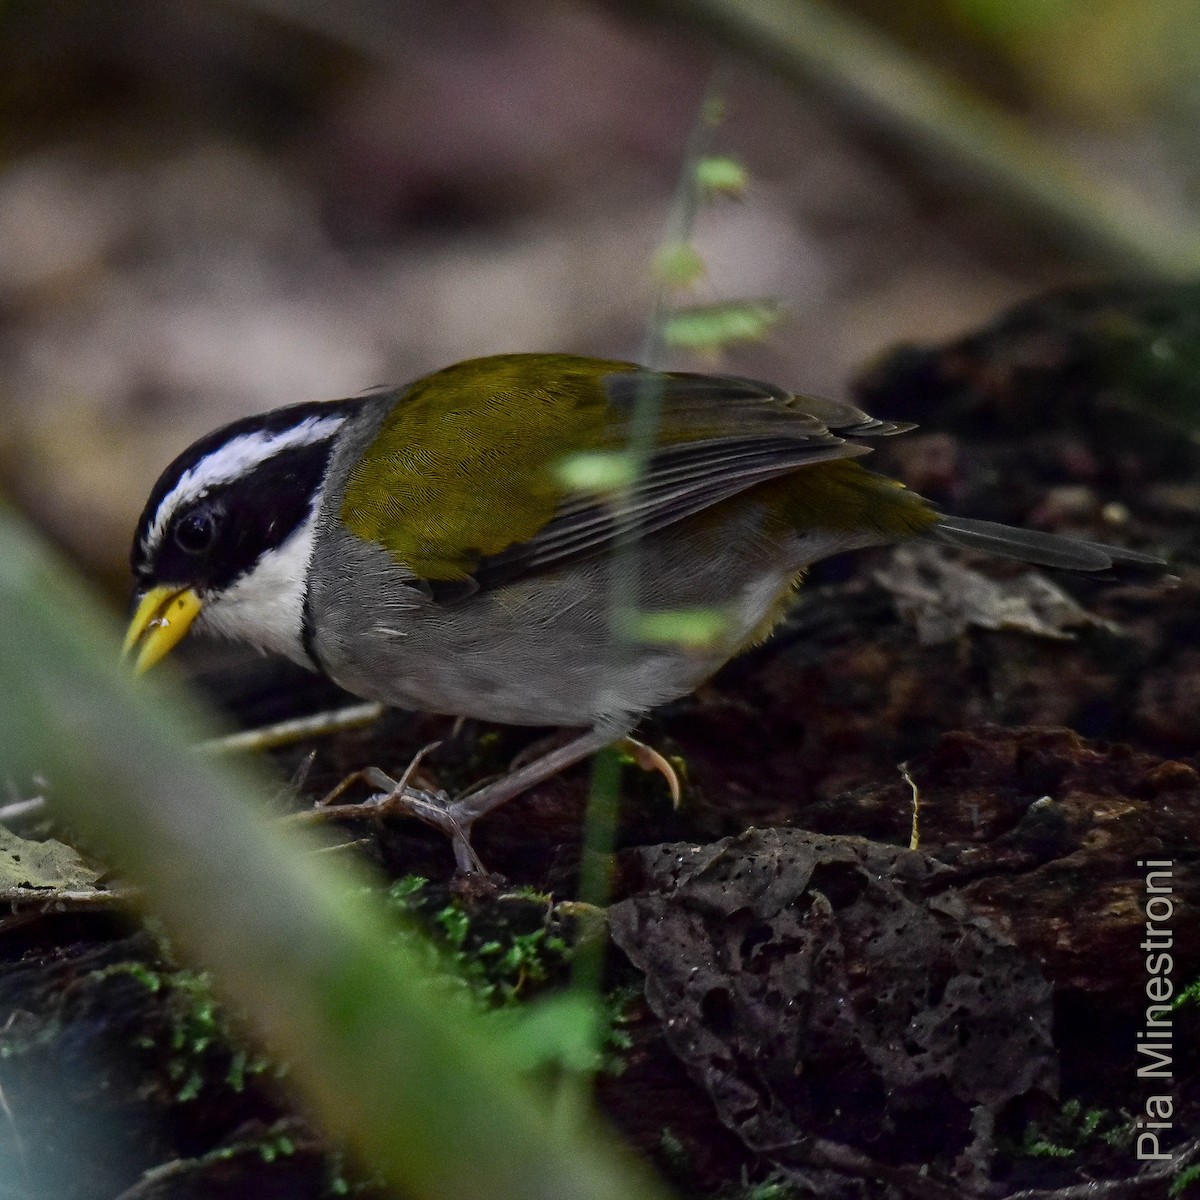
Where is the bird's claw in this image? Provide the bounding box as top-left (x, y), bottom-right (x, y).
top-left (361, 784), bottom-right (484, 874)
top-left (616, 735), bottom-right (682, 808)
top-left (311, 740), bottom-right (486, 871)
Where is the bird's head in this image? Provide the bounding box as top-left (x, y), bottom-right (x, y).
top-left (123, 399), bottom-right (360, 672)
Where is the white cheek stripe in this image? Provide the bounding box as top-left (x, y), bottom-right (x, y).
top-left (143, 414), bottom-right (347, 554)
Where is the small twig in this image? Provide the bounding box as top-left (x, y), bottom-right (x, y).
top-left (0, 885), bottom-right (137, 909)
top-left (900, 761), bottom-right (920, 851)
top-left (199, 702), bottom-right (385, 754)
top-left (0, 796), bottom-right (47, 824)
top-left (377, 740), bottom-right (442, 805)
top-left (309, 838), bottom-right (375, 856)
top-left (289, 749), bottom-right (318, 792)
top-left (290, 744), bottom-right (445, 827)
top-left (803, 1134), bottom-right (968, 1200)
top-left (1003, 1134), bottom-right (1200, 1199)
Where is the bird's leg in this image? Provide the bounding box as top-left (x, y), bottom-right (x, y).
top-left (312, 727), bottom-right (652, 874)
top-left (508, 730), bottom-right (574, 773)
top-left (439, 727), bottom-right (622, 869)
top-left (312, 744), bottom-right (486, 870)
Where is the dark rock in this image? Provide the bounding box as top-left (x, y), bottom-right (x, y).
top-left (609, 828), bottom-right (1057, 1193)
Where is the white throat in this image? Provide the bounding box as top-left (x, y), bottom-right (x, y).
top-left (196, 506), bottom-right (319, 667)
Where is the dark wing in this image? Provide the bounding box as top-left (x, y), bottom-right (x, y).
top-left (458, 368), bottom-right (911, 596)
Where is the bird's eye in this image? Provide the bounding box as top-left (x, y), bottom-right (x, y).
top-left (173, 507), bottom-right (220, 555)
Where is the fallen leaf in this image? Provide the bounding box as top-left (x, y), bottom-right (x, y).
top-left (0, 823), bottom-right (103, 892)
top-left (875, 543), bottom-right (1119, 645)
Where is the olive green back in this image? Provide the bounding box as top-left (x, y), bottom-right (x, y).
top-left (341, 355), bottom-right (637, 581)
top-left (340, 353), bottom-right (937, 586)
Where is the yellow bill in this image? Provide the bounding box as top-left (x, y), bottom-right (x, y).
top-left (122, 585), bottom-right (204, 674)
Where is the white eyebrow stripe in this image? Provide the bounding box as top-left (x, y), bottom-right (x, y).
top-left (142, 414), bottom-right (348, 554)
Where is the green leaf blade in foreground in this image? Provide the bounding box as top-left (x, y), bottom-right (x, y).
top-left (0, 506), bottom-right (670, 1200)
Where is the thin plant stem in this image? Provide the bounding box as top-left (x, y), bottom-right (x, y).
top-left (569, 65), bottom-right (728, 1026)
top-left (570, 745), bottom-right (622, 995)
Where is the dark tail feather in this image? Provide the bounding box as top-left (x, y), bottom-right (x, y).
top-left (929, 514), bottom-right (1165, 572)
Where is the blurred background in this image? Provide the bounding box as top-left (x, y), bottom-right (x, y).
top-left (3, 0), bottom-right (1200, 601)
top-left (4, 9), bottom-right (1200, 1198)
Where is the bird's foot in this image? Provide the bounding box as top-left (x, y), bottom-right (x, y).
top-left (312, 743), bottom-right (487, 872)
top-left (374, 787), bottom-right (485, 874)
top-left (311, 727), bottom-right (640, 873)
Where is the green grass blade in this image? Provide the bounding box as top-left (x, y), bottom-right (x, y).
top-left (0, 505), bottom-right (672, 1200)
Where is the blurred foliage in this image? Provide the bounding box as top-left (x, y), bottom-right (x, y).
top-left (1173, 1163), bottom-right (1200, 1197)
top-left (556, 449), bottom-right (639, 494)
top-left (646, 0), bottom-right (1200, 275)
top-left (693, 154), bottom-right (748, 197)
top-left (851, 0), bottom-right (1200, 123)
top-left (631, 607), bottom-right (730, 649)
top-left (943, 0), bottom-right (1200, 121)
top-left (0, 505), bottom-right (672, 1200)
